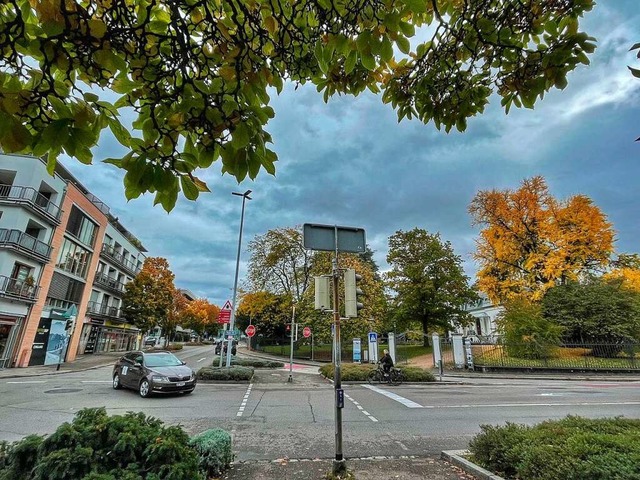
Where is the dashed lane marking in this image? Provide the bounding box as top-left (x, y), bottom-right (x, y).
top-left (236, 384), bottom-right (253, 417)
top-left (6, 381), bottom-right (47, 384)
top-left (344, 393), bottom-right (378, 422)
top-left (197, 357), bottom-right (207, 363)
top-left (362, 384), bottom-right (423, 408)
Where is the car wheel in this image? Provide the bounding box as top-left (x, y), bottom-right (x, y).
top-left (112, 374), bottom-right (122, 390)
top-left (139, 379), bottom-right (151, 398)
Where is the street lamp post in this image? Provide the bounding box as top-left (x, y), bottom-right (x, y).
top-left (226, 190), bottom-right (252, 368)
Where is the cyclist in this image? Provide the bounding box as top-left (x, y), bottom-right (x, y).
top-left (380, 349), bottom-right (394, 376)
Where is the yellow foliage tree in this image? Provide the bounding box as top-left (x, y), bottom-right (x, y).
top-left (180, 298), bottom-right (220, 336)
top-left (469, 176), bottom-right (615, 303)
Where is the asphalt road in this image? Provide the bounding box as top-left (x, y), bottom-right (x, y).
top-left (1, 346), bottom-right (639, 462)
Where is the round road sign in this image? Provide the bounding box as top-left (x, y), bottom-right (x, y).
top-left (245, 325), bottom-right (256, 337)
top-left (302, 326), bottom-right (312, 338)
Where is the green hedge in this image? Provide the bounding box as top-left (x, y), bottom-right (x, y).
top-left (212, 356), bottom-right (284, 368)
top-left (469, 416), bottom-right (640, 480)
top-left (0, 408), bottom-right (203, 480)
top-left (197, 366), bottom-right (254, 382)
top-left (319, 364), bottom-right (435, 382)
top-left (165, 343), bottom-right (184, 351)
top-left (189, 429), bottom-right (233, 478)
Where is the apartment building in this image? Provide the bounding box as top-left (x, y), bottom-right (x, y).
top-left (0, 154), bottom-right (146, 368)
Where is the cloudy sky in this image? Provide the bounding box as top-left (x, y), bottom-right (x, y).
top-left (61, 1), bottom-right (640, 307)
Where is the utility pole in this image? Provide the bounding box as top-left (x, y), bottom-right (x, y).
top-left (288, 305), bottom-right (296, 383)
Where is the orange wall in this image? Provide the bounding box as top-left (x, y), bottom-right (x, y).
top-left (15, 183), bottom-right (108, 367)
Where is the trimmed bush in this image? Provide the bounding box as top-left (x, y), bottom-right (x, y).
top-left (212, 356), bottom-right (284, 368)
top-left (165, 343), bottom-right (184, 351)
top-left (197, 366), bottom-right (254, 381)
top-left (469, 416), bottom-right (640, 480)
top-left (319, 364), bottom-right (435, 382)
top-left (0, 408), bottom-right (202, 480)
top-left (189, 429), bottom-right (233, 478)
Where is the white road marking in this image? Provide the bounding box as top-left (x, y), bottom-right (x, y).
top-left (362, 384), bottom-right (423, 408)
top-left (421, 401), bottom-right (640, 409)
top-left (6, 381), bottom-right (47, 384)
top-left (236, 384), bottom-right (253, 417)
top-left (344, 393), bottom-right (378, 422)
top-left (197, 357), bottom-right (207, 363)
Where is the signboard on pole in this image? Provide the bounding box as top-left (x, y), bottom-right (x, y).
top-left (303, 223), bottom-right (366, 253)
top-left (367, 332), bottom-right (378, 363)
top-left (218, 300), bottom-right (232, 324)
top-left (303, 326), bottom-right (312, 338)
top-left (245, 325), bottom-right (256, 337)
top-left (352, 338), bottom-right (361, 363)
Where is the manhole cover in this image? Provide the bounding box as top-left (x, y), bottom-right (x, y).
top-left (44, 388), bottom-right (83, 394)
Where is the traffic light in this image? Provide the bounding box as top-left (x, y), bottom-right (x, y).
top-left (314, 276), bottom-right (331, 310)
top-left (65, 319), bottom-right (73, 331)
top-left (344, 269), bottom-right (363, 318)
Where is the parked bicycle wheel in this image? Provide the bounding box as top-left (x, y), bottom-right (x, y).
top-left (390, 369), bottom-right (404, 386)
top-left (367, 369), bottom-right (382, 385)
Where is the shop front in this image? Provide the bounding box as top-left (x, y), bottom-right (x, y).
top-left (78, 319), bottom-right (139, 355)
top-left (0, 315), bottom-right (23, 368)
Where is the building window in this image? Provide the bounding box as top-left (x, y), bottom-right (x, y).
top-left (66, 206), bottom-right (97, 247)
top-left (56, 238), bottom-right (92, 278)
top-left (46, 272), bottom-right (84, 309)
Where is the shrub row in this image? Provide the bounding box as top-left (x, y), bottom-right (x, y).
top-left (469, 416), bottom-right (640, 480)
top-left (319, 364), bottom-right (435, 382)
top-left (0, 408), bottom-right (233, 480)
top-left (212, 356), bottom-right (284, 368)
top-left (165, 343), bottom-right (184, 351)
top-left (197, 366), bottom-right (254, 382)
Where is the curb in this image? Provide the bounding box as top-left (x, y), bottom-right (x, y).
top-left (441, 450), bottom-right (505, 480)
top-left (0, 362), bottom-right (115, 379)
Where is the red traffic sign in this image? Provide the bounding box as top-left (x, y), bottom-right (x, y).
top-left (303, 326), bottom-right (312, 338)
top-left (245, 325), bottom-right (256, 337)
top-left (218, 309), bottom-right (231, 324)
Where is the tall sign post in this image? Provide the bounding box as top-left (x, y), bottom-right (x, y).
top-left (218, 300), bottom-right (232, 367)
top-left (304, 223), bottom-right (365, 476)
top-left (288, 305), bottom-right (296, 383)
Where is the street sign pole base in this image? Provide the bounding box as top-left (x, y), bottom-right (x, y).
top-left (332, 458), bottom-right (347, 475)
top-left (287, 374), bottom-right (293, 383)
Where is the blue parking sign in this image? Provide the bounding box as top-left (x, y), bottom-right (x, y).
top-left (368, 332), bottom-right (377, 343)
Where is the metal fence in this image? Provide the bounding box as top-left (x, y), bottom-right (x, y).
top-left (471, 341), bottom-right (640, 371)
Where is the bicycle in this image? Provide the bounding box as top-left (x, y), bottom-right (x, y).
top-left (367, 365), bottom-right (404, 386)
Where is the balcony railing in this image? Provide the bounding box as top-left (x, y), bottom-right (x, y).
top-left (93, 272), bottom-right (125, 293)
top-left (0, 184), bottom-right (62, 223)
top-left (0, 275), bottom-right (39, 302)
top-left (100, 244), bottom-right (140, 275)
top-left (0, 228), bottom-right (52, 262)
top-left (86, 300), bottom-right (121, 319)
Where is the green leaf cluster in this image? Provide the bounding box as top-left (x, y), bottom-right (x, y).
top-left (2, 0), bottom-right (596, 209)
top-left (469, 416), bottom-right (640, 480)
top-left (0, 408), bottom-right (203, 480)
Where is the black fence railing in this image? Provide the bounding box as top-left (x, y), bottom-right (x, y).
top-left (0, 184), bottom-right (61, 222)
top-left (100, 244), bottom-right (140, 275)
top-left (472, 342), bottom-right (640, 371)
top-left (0, 228), bottom-right (52, 261)
top-left (86, 301), bottom-right (121, 319)
top-left (0, 275), bottom-right (39, 302)
top-left (93, 272), bottom-right (125, 293)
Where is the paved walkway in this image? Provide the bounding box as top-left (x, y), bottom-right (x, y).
top-left (0, 351), bottom-right (120, 379)
top-left (224, 456), bottom-right (478, 480)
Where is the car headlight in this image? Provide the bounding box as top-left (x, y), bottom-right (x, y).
top-left (151, 375), bottom-right (169, 383)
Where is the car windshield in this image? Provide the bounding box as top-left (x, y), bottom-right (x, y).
top-left (144, 353), bottom-right (182, 367)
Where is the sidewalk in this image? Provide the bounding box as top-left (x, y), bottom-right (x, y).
top-left (0, 351), bottom-right (121, 379)
top-left (224, 456), bottom-right (478, 480)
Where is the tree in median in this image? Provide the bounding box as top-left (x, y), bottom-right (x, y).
top-left (1, 1), bottom-right (596, 209)
top-left (469, 176), bottom-right (615, 303)
top-left (386, 228), bottom-right (478, 345)
top-left (235, 291), bottom-right (292, 339)
top-left (123, 257), bottom-right (176, 343)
